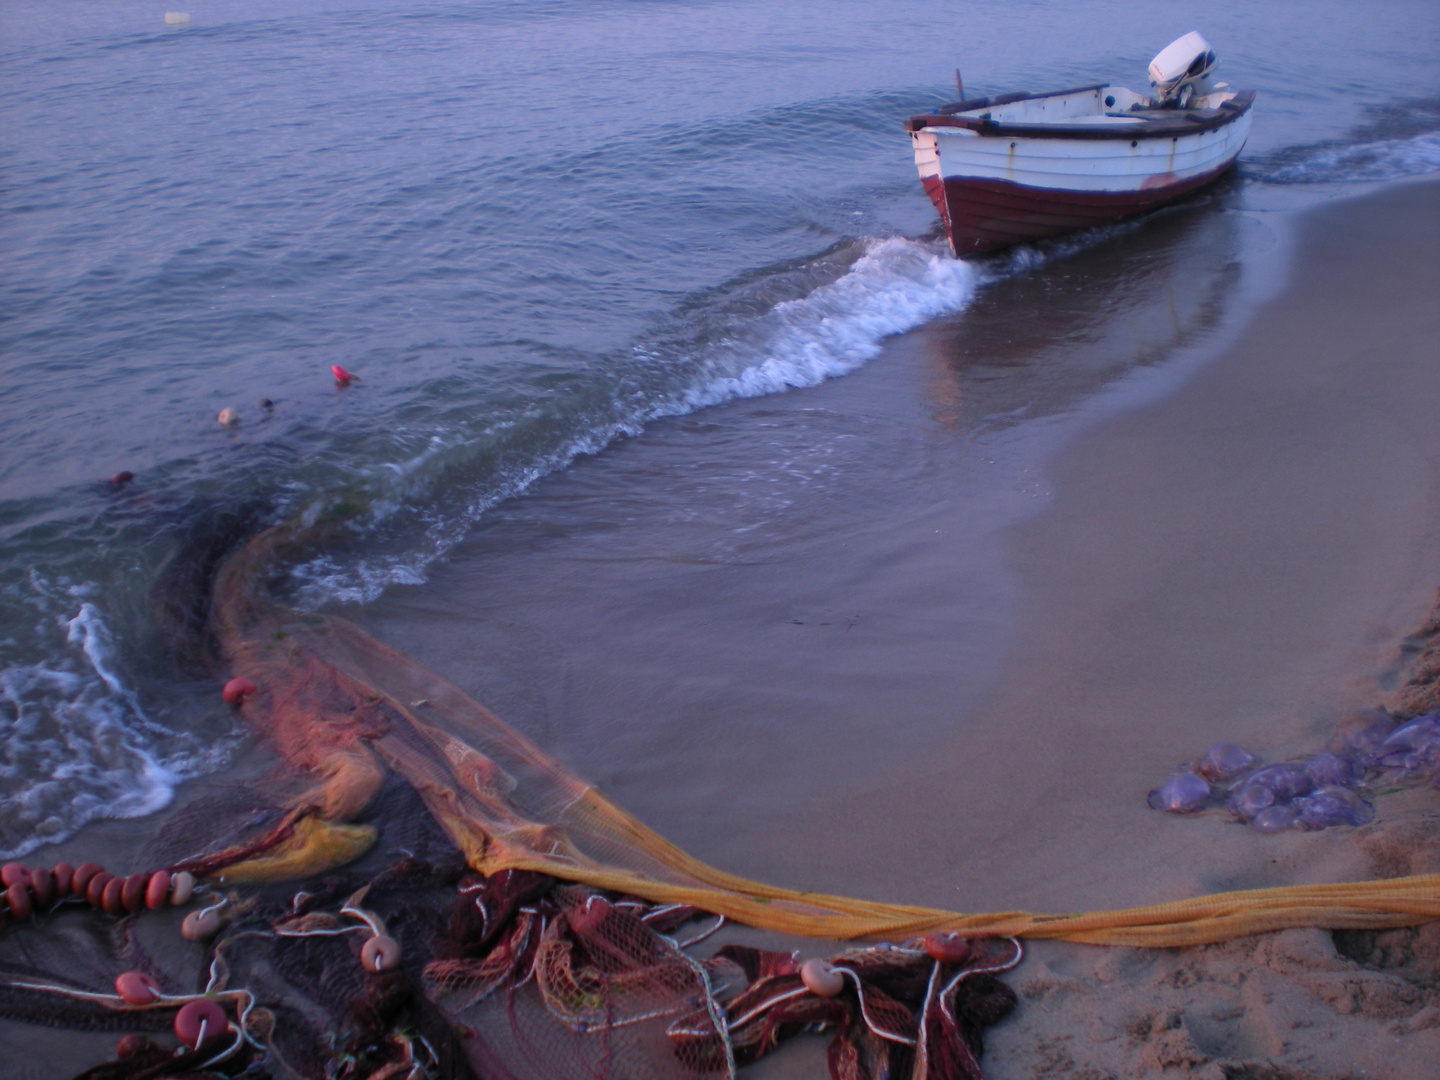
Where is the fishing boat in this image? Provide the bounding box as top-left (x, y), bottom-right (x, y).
top-left (906, 32), bottom-right (1254, 255)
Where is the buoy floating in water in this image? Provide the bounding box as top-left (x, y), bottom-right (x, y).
top-left (331, 364), bottom-right (355, 385)
top-left (107, 471), bottom-right (134, 487)
top-left (164, 12), bottom-right (191, 26)
top-left (217, 407), bottom-right (239, 427)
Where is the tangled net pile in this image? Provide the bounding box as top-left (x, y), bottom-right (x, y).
top-left (2, 512), bottom-right (1439, 1079)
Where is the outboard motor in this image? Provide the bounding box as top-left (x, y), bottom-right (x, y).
top-left (1149, 31), bottom-right (1219, 108)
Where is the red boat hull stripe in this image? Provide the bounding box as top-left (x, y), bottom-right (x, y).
top-left (941, 161), bottom-right (1236, 254)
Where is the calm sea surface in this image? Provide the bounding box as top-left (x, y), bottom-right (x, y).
top-left (2, 0), bottom-right (1438, 857)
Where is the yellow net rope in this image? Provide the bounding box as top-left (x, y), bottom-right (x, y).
top-left (209, 523), bottom-right (1440, 949)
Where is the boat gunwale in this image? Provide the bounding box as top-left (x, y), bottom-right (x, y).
top-left (906, 89), bottom-right (1255, 141)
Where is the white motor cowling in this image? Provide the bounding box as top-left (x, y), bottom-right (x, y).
top-left (1149, 31), bottom-right (1218, 106)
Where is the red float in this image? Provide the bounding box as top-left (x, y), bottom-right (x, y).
top-left (71, 863), bottom-right (103, 898)
top-left (29, 867), bottom-right (54, 908)
top-left (86, 871), bottom-right (114, 908)
top-left (121, 872), bottom-right (148, 913)
top-left (222, 677), bottom-right (257, 705)
top-left (5, 882), bottom-right (33, 922)
top-left (102, 876), bottom-right (127, 917)
top-left (565, 895), bottom-right (612, 937)
top-left (115, 971), bottom-right (162, 1005)
top-left (174, 999), bottom-right (229, 1049)
top-left (145, 871), bottom-right (170, 909)
top-left (923, 931), bottom-right (971, 964)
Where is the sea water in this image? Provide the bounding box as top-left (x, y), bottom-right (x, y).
top-left (1, 0), bottom-right (1437, 858)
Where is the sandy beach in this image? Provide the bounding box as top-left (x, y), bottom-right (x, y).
top-left (353, 179), bottom-right (1440, 1077)
top-left (5, 180), bottom-right (1438, 1078)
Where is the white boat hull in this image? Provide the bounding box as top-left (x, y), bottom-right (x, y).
top-left (907, 85), bottom-right (1254, 254)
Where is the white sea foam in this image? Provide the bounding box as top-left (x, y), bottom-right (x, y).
top-left (0, 588), bottom-right (232, 858)
top-left (1258, 130), bottom-right (1440, 184)
top-left (679, 237), bottom-right (978, 409)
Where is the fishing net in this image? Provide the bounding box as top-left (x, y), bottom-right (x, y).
top-left (3, 515), bottom-right (1439, 1079)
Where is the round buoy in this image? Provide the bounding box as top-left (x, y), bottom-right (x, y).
top-left (115, 971), bottom-right (163, 1006)
top-left (120, 872), bottom-right (148, 913)
top-left (71, 863), bottom-right (103, 898)
top-left (102, 876), bottom-right (127, 917)
top-left (923, 932), bottom-right (971, 964)
top-left (217, 407), bottom-right (239, 427)
top-left (360, 934), bottom-right (402, 973)
top-left (174, 999), bottom-right (228, 1049)
top-left (5, 882), bottom-right (33, 922)
top-left (181, 907), bottom-right (223, 941)
top-left (221, 677), bottom-right (257, 705)
top-left (331, 364), bottom-right (353, 384)
top-left (116, 1034), bottom-right (150, 1059)
top-left (565, 895), bottom-right (612, 937)
top-left (799, 959), bottom-right (845, 998)
top-left (108, 471), bottom-right (134, 487)
top-left (52, 862), bottom-right (75, 899)
top-left (86, 871), bottom-right (114, 909)
top-left (170, 871), bottom-right (195, 906)
top-left (29, 867), bottom-right (54, 908)
top-left (1, 863), bottom-right (29, 888)
top-left (145, 871), bottom-right (171, 910)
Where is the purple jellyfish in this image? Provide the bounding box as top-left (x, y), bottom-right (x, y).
top-left (1251, 804), bottom-right (1299, 834)
top-left (1295, 786), bottom-right (1375, 829)
top-left (1148, 772), bottom-right (1212, 814)
top-left (1239, 763), bottom-right (1312, 801)
top-left (1229, 781), bottom-right (1275, 821)
top-left (1305, 752), bottom-right (1355, 788)
top-left (1195, 742), bottom-right (1257, 782)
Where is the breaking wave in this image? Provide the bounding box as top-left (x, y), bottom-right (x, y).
top-left (0, 578), bottom-right (235, 858)
top-left (1249, 98), bottom-right (1440, 184)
